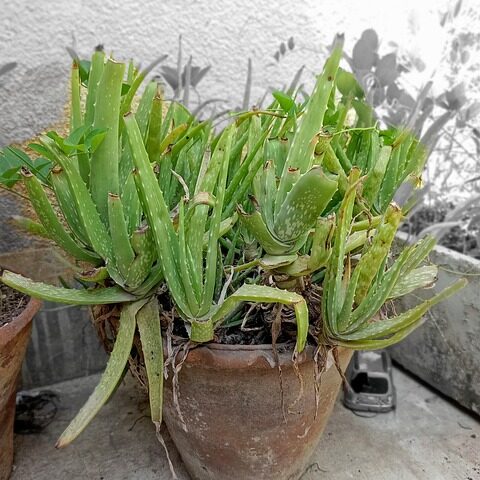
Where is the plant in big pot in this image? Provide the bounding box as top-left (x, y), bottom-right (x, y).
top-left (0, 37), bottom-right (467, 480)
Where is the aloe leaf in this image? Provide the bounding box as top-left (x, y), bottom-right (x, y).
top-left (11, 215), bottom-right (49, 239)
top-left (136, 297), bottom-right (164, 424)
top-left (274, 167), bottom-right (338, 242)
top-left (51, 167), bottom-right (90, 246)
top-left (132, 263), bottom-right (164, 297)
top-left (336, 267), bottom-right (362, 331)
top-left (70, 62), bottom-right (82, 133)
top-left (200, 215), bottom-right (237, 248)
top-left (248, 116), bottom-right (264, 200)
top-left (308, 216), bottom-right (335, 271)
top-left (316, 140), bottom-right (349, 193)
top-left (362, 145), bottom-right (392, 208)
top-left (146, 89), bottom-right (163, 163)
top-left (378, 144), bottom-right (400, 212)
top-left (345, 246), bottom-right (415, 334)
top-left (121, 173), bottom-right (142, 235)
top-left (276, 166), bottom-right (300, 203)
top-left (126, 59), bottom-right (135, 84)
top-left (0, 270), bottom-right (136, 305)
top-left (200, 125), bottom-right (235, 315)
top-left (399, 235), bottom-right (436, 274)
top-left (401, 140), bottom-right (428, 184)
top-left (136, 80), bottom-right (157, 141)
top-left (125, 226), bottom-right (156, 289)
top-left (124, 113), bottom-right (188, 314)
top-left (56, 299), bottom-right (147, 447)
top-left (40, 136), bottom-right (115, 265)
top-left (171, 120), bottom-right (211, 158)
top-left (388, 265), bottom-right (438, 299)
top-left (275, 255), bottom-right (311, 277)
top-left (188, 128), bottom-right (234, 289)
top-left (259, 254), bottom-right (298, 269)
top-left (354, 203), bottom-right (403, 303)
top-left (237, 207), bottom-right (291, 255)
top-left (76, 267), bottom-right (109, 283)
top-left (276, 37), bottom-right (343, 206)
top-left (178, 198), bottom-right (199, 315)
top-left (353, 131), bottom-right (371, 171)
top-left (258, 161), bottom-right (276, 232)
top-left (158, 123), bottom-right (188, 155)
top-left (22, 170), bottom-right (100, 264)
top-left (223, 127), bottom-right (271, 218)
top-left (90, 59), bottom-right (125, 224)
top-left (85, 51), bottom-right (105, 128)
top-left (225, 129), bottom-right (249, 184)
top-left (159, 101), bottom-right (175, 144)
top-left (345, 230), bottom-right (372, 254)
top-left (334, 321), bottom-right (421, 350)
top-left (341, 279), bottom-right (466, 341)
top-left (108, 193), bottom-right (135, 279)
top-left (395, 133), bottom-right (414, 183)
top-left (212, 284), bottom-right (309, 353)
top-left (323, 168), bottom-right (361, 334)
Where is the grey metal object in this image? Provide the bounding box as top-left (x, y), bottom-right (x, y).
top-left (343, 350), bottom-right (396, 413)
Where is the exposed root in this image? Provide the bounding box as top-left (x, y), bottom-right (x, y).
top-left (154, 421), bottom-right (178, 480)
top-left (332, 346), bottom-right (352, 393)
top-left (271, 305), bottom-right (287, 423)
top-left (163, 309), bottom-right (176, 381)
top-left (241, 303), bottom-right (263, 331)
top-left (288, 350), bottom-right (305, 414)
top-left (168, 340), bottom-right (192, 433)
top-left (313, 344), bottom-right (329, 420)
top-left (91, 304), bottom-right (122, 353)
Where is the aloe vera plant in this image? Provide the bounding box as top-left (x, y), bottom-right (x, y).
top-left (0, 40), bottom-right (466, 450)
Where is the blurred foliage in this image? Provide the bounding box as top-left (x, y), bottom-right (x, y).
top-left (344, 1), bottom-right (480, 258)
top-left (401, 202), bottom-right (480, 259)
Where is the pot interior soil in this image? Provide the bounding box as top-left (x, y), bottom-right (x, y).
top-left (0, 283), bottom-right (29, 327)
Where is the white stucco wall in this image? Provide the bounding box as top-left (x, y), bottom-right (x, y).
top-left (0, 0), bottom-right (451, 145)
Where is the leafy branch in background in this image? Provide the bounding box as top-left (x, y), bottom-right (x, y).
top-left (344, 4), bottom-right (480, 257)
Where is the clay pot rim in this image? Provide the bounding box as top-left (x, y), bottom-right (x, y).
top-left (0, 296), bottom-right (42, 347)
top-left (176, 342), bottom-right (336, 370)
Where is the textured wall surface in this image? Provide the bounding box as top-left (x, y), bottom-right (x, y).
top-left (0, 0), bottom-right (448, 145)
top-left (390, 235), bottom-right (480, 414)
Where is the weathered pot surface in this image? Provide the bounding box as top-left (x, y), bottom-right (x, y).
top-left (163, 343), bottom-right (352, 480)
top-left (0, 297), bottom-right (41, 480)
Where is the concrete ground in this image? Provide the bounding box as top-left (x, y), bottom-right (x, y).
top-left (11, 367), bottom-right (480, 480)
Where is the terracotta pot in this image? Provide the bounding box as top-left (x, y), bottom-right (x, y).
top-left (0, 297), bottom-right (41, 480)
top-left (163, 344), bottom-right (352, 480)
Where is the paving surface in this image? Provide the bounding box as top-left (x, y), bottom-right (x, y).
top-left (11, 367), bottom-right (480, 480)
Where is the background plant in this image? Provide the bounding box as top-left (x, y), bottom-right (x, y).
top-left (344, 2), bottom-right (480, 257)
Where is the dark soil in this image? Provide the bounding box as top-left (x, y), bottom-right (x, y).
top-left (0, 282), bottom-right (29, 327)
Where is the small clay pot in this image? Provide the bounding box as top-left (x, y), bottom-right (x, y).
top-left (163, 344), bottom-right (352, 480)
top-left (0, 297), bottom-right (41, 480)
